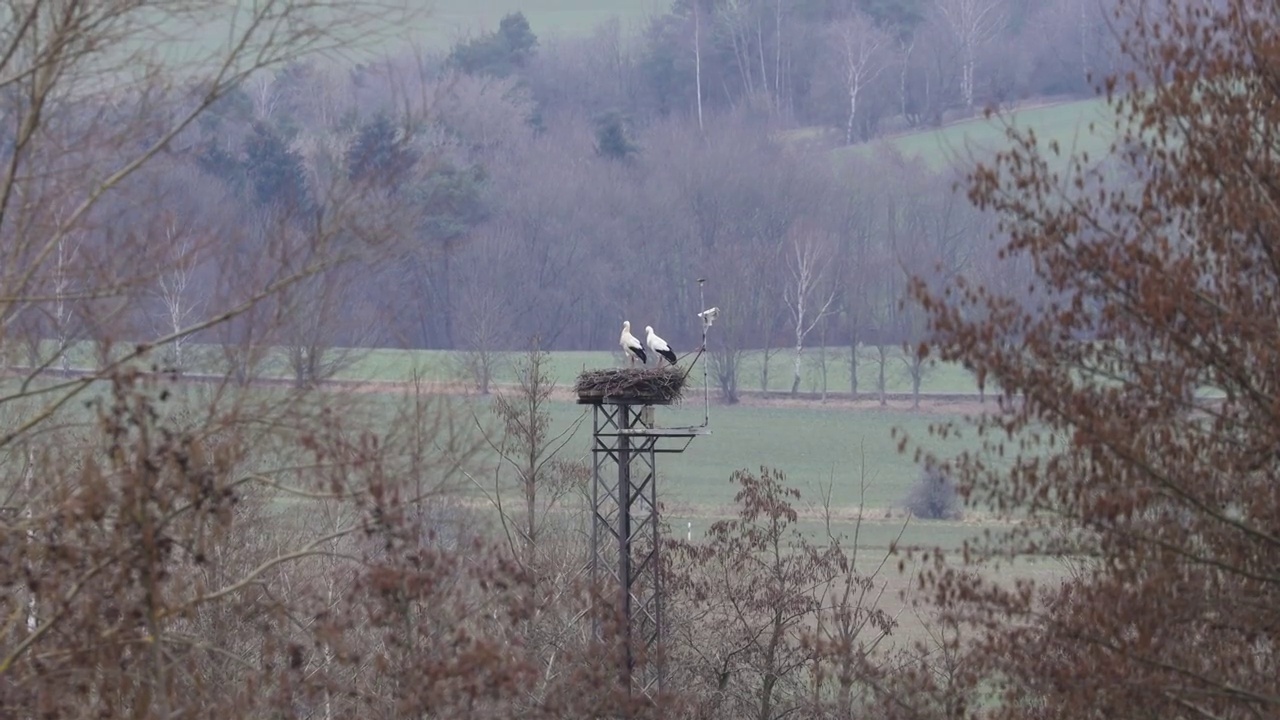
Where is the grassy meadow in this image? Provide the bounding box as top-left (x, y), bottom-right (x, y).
top-left (836, 97), bottom-right (1118, 173)
top-left (425, 0), bottom-right (664, 43)
top-left (9, 338), bottom-right (1012, 556)
top-left (31, 339), bottom-right (991, 395)
top-left (118, 0), bottom-right (661, 84)
top-left (167, 0), bottom-right (663, 62)
top-left (341, 344), bottom-right (990, 395)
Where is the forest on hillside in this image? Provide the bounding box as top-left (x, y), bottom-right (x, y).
top-left (9, 0), bottom-right (1126, 393)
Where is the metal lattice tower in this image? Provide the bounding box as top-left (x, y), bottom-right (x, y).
top-left (584, 399), bottom-right (705, 698)
top-left (583, 280), bottom-right (717, 698)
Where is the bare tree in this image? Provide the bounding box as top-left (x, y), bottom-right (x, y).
top-left (895, 33), bottom-right (917, 123)
top-left (935, 0), bottom-right (1007, 110)
top-left (783, 227), bottom-right (838, 396)
top-left (810, 455), bottom-right (909, 717)
top-left (705, 245), bottom-right (770, 403)
top-left (456, 283), bottom-right (511, 395)
top-left (668, 467), bottom-right (835, 719)
top-left (0, 2), bottom-right (708, 718)
top-left (667, 465), bottom-right (905, 719)
top-left (693, 0), bottom-right (707, 132)
top-left (1027, 0), bottom-right (1120, 93)
top-left (50, 233), bottom-right (80, 373)
top-left (0, 0), bottom-right (415, 403)
top-left (152, 215), bottom-right (206, 372)
top-left (830, 14), bottom-right (891, 144)
top-left (462, 342), bottom-right (611, 701)
top-left (281, 264), bottom-right (375, 389)
top-left (475, 342), bottom-right (588, 578)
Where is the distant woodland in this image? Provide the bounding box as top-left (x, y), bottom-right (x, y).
top-left (9, 0), bottom-right (1125, 391)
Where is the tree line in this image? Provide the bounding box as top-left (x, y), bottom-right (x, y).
top-left (12, 0), bottom-right (1115, 394)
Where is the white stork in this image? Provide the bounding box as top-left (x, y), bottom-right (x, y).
top-left (645, 325), bottom-right (678, 366)
top-left (620, 321), bottom-right (647, 365)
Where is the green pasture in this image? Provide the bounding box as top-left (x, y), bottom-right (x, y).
top-left (158, 0), bottom-right (661, 67)
top-left (14, 339), bottom-right (990, 396)
top-left (74, 0), bottom-right (661, 93)
top-left (427, 0), bottom-right (663, 43)
top-left (4, 340), bottom-right (1013, 553)
top-left (487, 395), bottom-right (1003, 552)
top-left (341, 344), bottom-right (990, 396)
top-left (837, 97), bottom-right (1118, 172)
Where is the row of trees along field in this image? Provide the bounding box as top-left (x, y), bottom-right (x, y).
top-left (4, 0), bottom-right (1279, 718)
top-left (3, 0), bottom-right (1128, 396)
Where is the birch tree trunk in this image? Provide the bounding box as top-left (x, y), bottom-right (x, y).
top-left (935, 0), bottom-right (1006, 110)
top-left (784, 232), bottom-right (838, 396)
top-left (155, 222), bottom-right (203, 372)
top-left (53, 235), bottom-right (78, 373)
top-left (832, 17), bottom-right (888, 145)
top-left (694, 0), bottom-right (705, 132)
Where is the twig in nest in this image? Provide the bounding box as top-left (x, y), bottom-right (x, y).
top-left (575, 366), bottom-right (686, 404)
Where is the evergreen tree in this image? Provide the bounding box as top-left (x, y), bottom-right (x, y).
top-left (594, 111), bottom-right (638, 161)
top-left (243, 122), bottom-right (310, 211)
top-left (346, 113), bottom-right (419, 188)
top-left (416, 163), bottom-right (490, 244)
top-left (196, 142), bottom-right (245, 192)
top-left (447, 12), bottom-right (538, 78)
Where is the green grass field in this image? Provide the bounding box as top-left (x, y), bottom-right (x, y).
top-left (4, 342), bottom-right (1042, 659)
top-left (459, 394), bottom-right (1005, 555)
top-left (836, 97), bottom-right (1118, 172)
top-left (8, 339), bottom-right (1009, 553)
top-left (426, 0), bottom-right (664, 43)
top-left (339, 345), bottom-right (990, 396)
top-left (29, 339), bottom-right (988, 396)
top-left (9, 335), bottom-right (1079, 536)
top-left (134, 0), bottom-right (662, 80)
top-left (550, 395), bottom-right (1004, 551)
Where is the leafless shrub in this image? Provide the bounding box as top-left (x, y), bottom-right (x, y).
top-left (666, 466), bottom-right (906, 719)
top-left (903, 468), bottom-right (961, 520)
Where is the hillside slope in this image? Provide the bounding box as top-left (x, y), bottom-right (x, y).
top-left (836, 97), bottom-right (1117, 171)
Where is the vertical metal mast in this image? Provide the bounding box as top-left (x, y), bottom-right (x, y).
top-left (583, 285), bottom-right (718, 698)
top-left (585, 404), bottom-right (706, 699)
top-left (587, 402), bottom-right (666, 697)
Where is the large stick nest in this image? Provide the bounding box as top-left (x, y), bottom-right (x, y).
top-left (575, 365), bottom-right (686, 404)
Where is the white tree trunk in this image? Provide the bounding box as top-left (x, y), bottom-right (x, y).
top-left (157, 227), bottom-right (200, 371)
top-left (937, 0), bottom-right (1005, 112)
top-left (784, 234), bottom-right (838, 396)
top-left (834, 18), bottom-right (886, 145)
top-left (792, 292), bottom-right (805, 395)
top-left (694, 0), bottom-right (704, 132)
top-left (847, 82), bottom-right (859, 145)
top-left (53, 236), bottom-right (76, 372)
